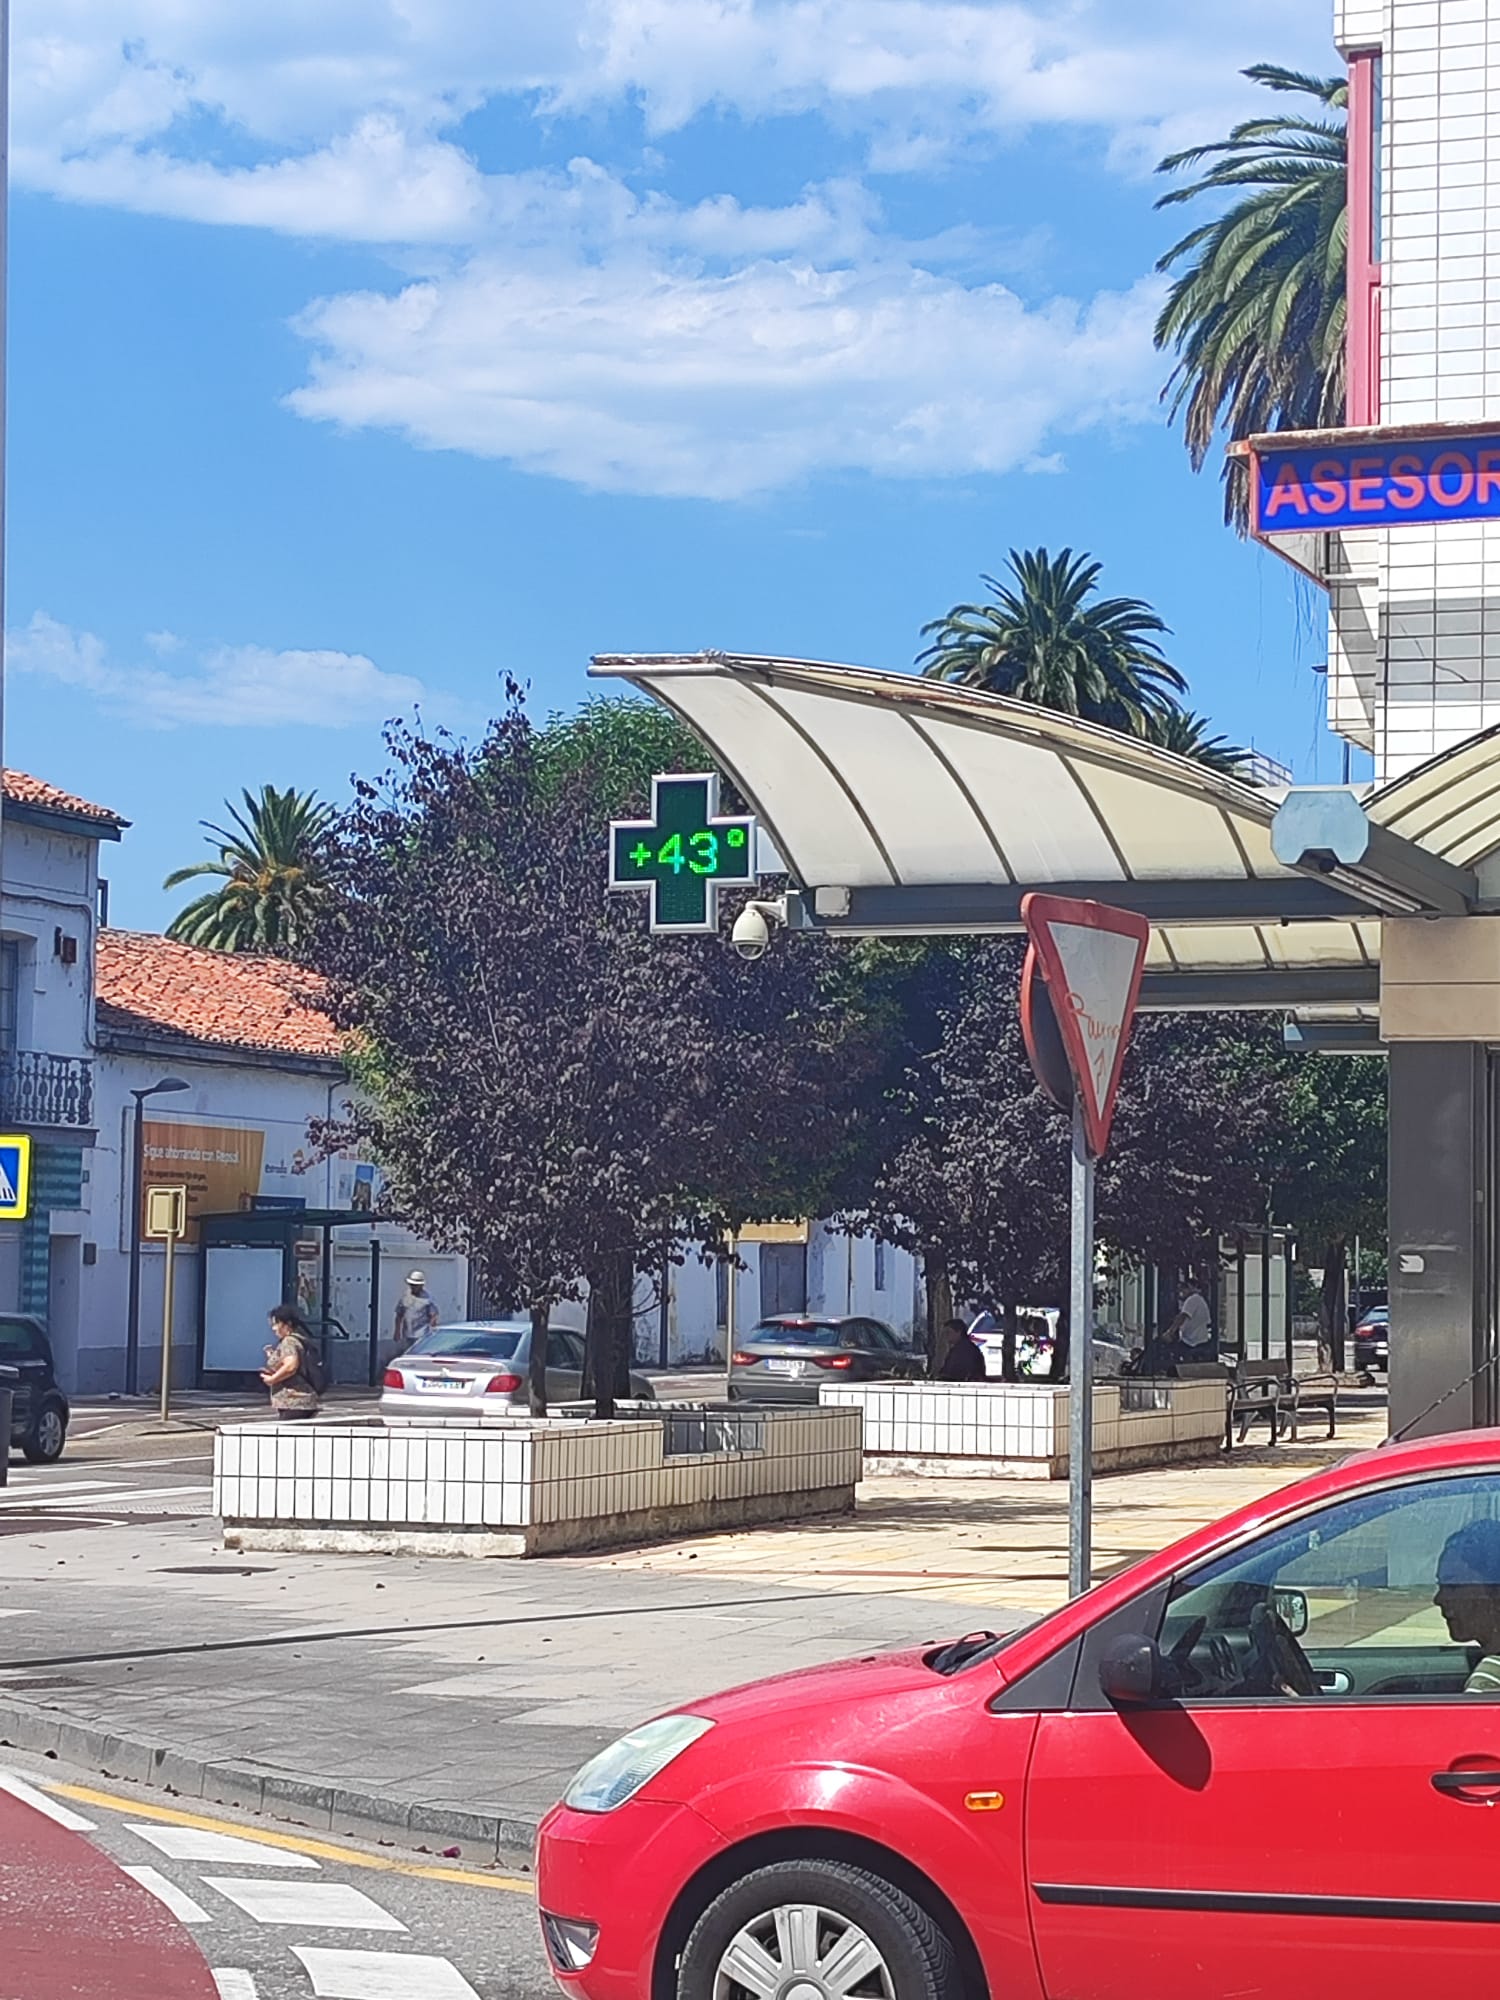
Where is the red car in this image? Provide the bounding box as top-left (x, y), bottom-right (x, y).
top-left (539, 1428), bottom-right (1500, 2000)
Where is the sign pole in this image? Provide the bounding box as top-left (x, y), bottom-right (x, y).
top-left (159, 1226), bottom-right (177, 1427)
top-left (1020, 893), bottom-right (1150, 1602)
top-left (1068, 1097), bottom-right (1095, 1599)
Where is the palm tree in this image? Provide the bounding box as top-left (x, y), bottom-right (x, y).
top-left (917, 547), bottom-right (1187, 736)
top-left (1155, 65), bottom-right (1347, 529)
top-left (164, 785), bottom-right (335, 953)
top-left (1146, 707), bottom-right (1250, 778)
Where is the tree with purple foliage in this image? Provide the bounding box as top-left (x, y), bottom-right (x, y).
top-left (304, 685), bottom-right (860, 1416)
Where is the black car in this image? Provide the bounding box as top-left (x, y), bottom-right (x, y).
top-left (728, 1313), bottom-right (922, 1403)
top-left (0, 1314), bottom-right (69, 1462)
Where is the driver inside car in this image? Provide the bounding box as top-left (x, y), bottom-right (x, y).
top-left (1434, 1520), bottom-right (1500, 1693)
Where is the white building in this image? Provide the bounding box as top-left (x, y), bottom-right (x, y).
top-left (0, 772), bottom-right (123, 1349)
top-left (85, 930), bottom-right (467, 1395)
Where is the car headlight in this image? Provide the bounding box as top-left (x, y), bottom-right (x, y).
top-left (563, 1714), bottom-right (715, 1814)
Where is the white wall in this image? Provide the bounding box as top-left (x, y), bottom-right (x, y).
top-left (74, 1045), bottom-right (467, 1396)
top-left (1330, 0), bottom-right (1500, 777)
top-left (1, 820), bottom-right (98, 1061)
top-left (639, 1224), bottom-right (920, 1366)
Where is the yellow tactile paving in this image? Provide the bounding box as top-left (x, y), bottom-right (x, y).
top-left (581, 1407), bottom-right (1389, 1615)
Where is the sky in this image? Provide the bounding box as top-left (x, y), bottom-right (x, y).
top-left (8, 0), bottom-right (1355, 930)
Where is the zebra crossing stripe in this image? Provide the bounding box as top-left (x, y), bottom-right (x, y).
top-left (292, 1947), bottom-right (483, 1998)
top-left (121, 1864), bottom-right (211, 1923)
top-left (212, 1975), bottom-right (258, 2000)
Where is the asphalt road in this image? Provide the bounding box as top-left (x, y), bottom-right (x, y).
top-left (0, 1751), bottom-right (555, 2000)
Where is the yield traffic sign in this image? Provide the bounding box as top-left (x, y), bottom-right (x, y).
top-left (1020, 895), bottom-right (1150, 1160)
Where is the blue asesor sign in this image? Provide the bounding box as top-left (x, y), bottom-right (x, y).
top-left (1255, 432), bottom-right (1500, 532)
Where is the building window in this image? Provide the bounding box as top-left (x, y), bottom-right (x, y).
top-left (874, 1240), bottom-right (888, 1292)
top-left (0, 942), bottom-right (19, 1060)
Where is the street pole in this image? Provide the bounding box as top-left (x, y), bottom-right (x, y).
top-left (724, 1233), bottom-right (738, 1381)
top-left (125, 1093), bottom-right (146, 1396)
top-left (158, 1224), bottom-right (177, 1425)
top-left (1068, 1097), bottom-right (1096, 1599)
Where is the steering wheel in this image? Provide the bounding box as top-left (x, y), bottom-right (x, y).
top-left (1247, 1601), bottom-right (1319, 1697)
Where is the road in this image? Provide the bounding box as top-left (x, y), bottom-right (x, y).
top-left (0, 1753), bottom-right (554, 1999)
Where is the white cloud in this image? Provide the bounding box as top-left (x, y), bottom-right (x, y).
top-left (290, 250), bottom-right (1164, 500)
top-left (11, 0), bottom-right (1335, 498)
top-left (9, 612), bottom-right (429, 729)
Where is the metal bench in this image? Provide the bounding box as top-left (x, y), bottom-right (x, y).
top-left (1224, 1361), bottom-right (1340, 1446)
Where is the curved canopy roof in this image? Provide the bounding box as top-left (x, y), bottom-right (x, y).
top-left (1367, 721), bottom-right (1500, 872)
top-left (591, 652), bottom-right (1492, 1014)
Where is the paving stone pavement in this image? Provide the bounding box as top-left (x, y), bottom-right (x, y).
top-left (0, 1393), bottom-right (1386, 1852)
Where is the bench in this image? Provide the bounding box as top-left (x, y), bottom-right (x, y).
top-left (1223, 1361), bottom-right (1339, 1447)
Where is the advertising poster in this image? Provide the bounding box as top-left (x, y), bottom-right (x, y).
top-left (140, 1121), bottom-right (267, 1242)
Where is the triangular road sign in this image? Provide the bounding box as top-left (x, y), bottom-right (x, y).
top-left (1021, 894), bottom-right (1150, 1158)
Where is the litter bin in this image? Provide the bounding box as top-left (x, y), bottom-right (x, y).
top-left (0, 1362), bottom-right (16, 1488)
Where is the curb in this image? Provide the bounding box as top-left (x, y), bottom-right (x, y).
top-left (0, 1696), bottom-right (542, 1861)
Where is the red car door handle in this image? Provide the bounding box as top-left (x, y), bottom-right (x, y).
top-left (1432, 1768), bottom-right (1500, 1798)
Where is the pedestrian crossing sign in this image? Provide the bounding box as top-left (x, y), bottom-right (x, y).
top-left (0, 1136), bottom-right (31, 1221)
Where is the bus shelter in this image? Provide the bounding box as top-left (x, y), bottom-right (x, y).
top-left (593, 649), bottom-right (1500, 1437)
top-left (195, 1207), bottom-right (386, 1390)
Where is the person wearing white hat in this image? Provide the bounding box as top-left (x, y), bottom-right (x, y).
top-left (394, 1270), bottom-right (440, 1350)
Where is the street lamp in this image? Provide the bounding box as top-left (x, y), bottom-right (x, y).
top-left (125, 1077), bottom-right (189, 1395)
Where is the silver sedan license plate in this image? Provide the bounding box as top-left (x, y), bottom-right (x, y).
top-left (421, 1374), bottom-right (469, 1390)
top-left (766, 1359), bottom-right (802, 1375)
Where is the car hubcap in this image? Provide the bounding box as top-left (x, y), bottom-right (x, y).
top-left (36, 1410), bottom-right (63, 1455)
top-left (714, 1905), bottom-right (894, 2000)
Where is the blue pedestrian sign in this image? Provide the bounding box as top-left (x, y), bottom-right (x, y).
top-left (0, 1136), bottom-right (31, 1220)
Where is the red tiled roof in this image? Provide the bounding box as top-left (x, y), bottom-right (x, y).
top-left (4, 770), bottom-right (127, 826)
top-left (96, 931), bottom-right (343, 1061)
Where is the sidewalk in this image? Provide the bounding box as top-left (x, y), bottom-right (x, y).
top-left (0, 1396), bottom-right (1385, 1859)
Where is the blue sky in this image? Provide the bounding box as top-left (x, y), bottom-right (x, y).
top-left (9, 0), bottom-right (1352, 930)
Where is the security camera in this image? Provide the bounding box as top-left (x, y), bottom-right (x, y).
top-left (731, 904), bottom-right (771, 961)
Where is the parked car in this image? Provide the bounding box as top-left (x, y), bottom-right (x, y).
top-left (1354, 1304), bottom-right (1389, 1372)
top-left (539, 1424), bottom-right (1500, 1999)
top-left (381, 1321), bottom-right (657, 1421)
top-left (0, 1313), bottom-right (69, 1463)
top-left (727, 1314), bottom-right (922, 1403)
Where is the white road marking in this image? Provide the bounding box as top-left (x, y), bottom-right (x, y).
top-left (122, 1865), bottom-right (212, 1924)
top-left (126, 1823), bottom-right (320, 1868)
top-left (0, 1479), bottom-right (122, 1500)
top-left (203, 1879), bottom-right (406, 1931)
top-left (0, 1482), bottom-right (212, 1510)
top-left (212, 1976), bottom-right (258, 2000)
top-left (292, 1948), bottom-right (482, 1998)
top-left (0, 1770), bottom-right (96, 1829)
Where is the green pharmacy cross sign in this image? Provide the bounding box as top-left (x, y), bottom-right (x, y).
top-left (609, 773), bottom-right (757, 933)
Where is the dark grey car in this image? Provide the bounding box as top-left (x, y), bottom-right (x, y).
top-left (728, 1314), bottom-right (922, 1404)
top-left (1, 1313), bottom-right (69, 1462)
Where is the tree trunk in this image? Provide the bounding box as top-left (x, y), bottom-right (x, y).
top-left (585, 1251), bottom-right (636, 1419)
top-left (527, 1301), bottom-right (550, 1417)
top-left (1049, 1310), bottom-right (1070, 1383)
top-left (923, 1253), bottom-right (952, 1379)
top-left (1000, 1299), bottom-right (1018, 1383)
top-left (1318, 1235), bottom-right (1348, 1375)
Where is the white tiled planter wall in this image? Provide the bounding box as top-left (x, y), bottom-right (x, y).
top-left (818, 1381), bottom-right (1224, 1479)
top-left (214, 1407), bottom-right (862, 1557)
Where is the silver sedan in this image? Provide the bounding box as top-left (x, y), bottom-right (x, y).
top-left (381, 1320), bottom-right (657, 1421)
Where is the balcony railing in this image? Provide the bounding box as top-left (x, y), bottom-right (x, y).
top-left (0, 1052), bottom-right (94, 1130)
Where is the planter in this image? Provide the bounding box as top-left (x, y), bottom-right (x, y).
top-left (818, 1379), bottom-right (1224, 1478)
top-left (214, 1404), bottom-right (862, 1557)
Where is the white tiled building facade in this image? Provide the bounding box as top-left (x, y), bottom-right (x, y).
top-left (1329, 0), bottom-right (1500, 775)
